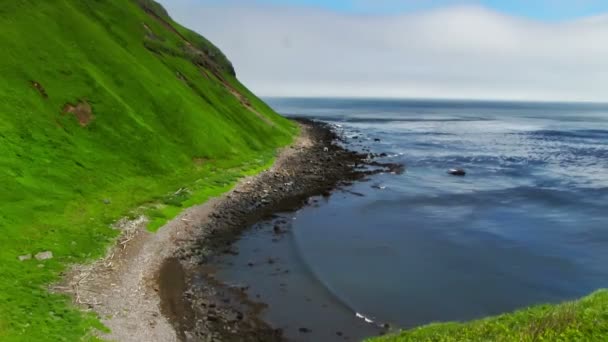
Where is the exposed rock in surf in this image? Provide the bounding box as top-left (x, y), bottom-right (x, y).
top-left (448, 168), bottom-right (466, 176)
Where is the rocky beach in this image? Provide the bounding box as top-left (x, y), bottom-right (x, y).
top-left (164, 119), bottom-right (402, 341)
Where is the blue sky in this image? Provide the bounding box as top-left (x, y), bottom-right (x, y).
top-left (258, 0), bottom-right (608, 20)
top-left (161, 0), bottom-right (608, 101)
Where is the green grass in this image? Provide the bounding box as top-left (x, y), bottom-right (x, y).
top-left (371, 290), bottom-right (608, 342)
top-left (0, 0), bottom-right (296, 340)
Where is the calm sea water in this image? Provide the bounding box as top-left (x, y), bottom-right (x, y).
top-left (211, 98), bottom-right (608, 341)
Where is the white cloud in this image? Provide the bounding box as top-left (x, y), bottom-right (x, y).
top-left (158, 0), bottom-right (608, 102)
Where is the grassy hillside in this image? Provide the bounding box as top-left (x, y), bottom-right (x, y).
top-left (0, 0), bottom-right (296, 340)
top-left (371, 290), bottom-right (608, 342)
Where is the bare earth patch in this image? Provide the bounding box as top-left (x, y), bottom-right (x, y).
top-left (63, 100), bottom-right (94, 127)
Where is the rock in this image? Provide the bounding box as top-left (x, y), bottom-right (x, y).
top-left (374, 138), bottom-right (381, 142)
top-left (273, 225), bottom-right (282, 234)
top-left (35, 251), bottom-right (53, 260)
top-left (448, 168), bottom-right (466, 176)
top-left (18, 254), bottom-right (32, 261)
top-left (336, 331), bottom-right (343, 336)
top-left (379, 153), bottom-right (388, 157)
top-left (298, 327), bottom-right (311, 333)
top-left (103, 198), bottom-right (111, 205)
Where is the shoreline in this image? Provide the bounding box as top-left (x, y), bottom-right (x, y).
top-left (164, 119), bottom-right (402, 341)
top-left (61, 119), bottom-right (401, 341)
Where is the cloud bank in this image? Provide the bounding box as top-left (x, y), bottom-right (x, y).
top-left (159, 0), bottom-right (608, 102)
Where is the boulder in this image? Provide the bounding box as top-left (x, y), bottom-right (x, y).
top-left (18, 254), bottom-right (32, 261)
top-left (35, 251), bottom-right (53, 260)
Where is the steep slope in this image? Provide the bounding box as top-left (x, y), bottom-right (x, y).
top-left (0, 0), bottom-right (296, 340)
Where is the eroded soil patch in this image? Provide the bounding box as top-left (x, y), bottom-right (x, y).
top-left (63, 100), bottom-right (94, 127)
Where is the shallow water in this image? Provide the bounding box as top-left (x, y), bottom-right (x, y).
top-left (211, 98), bottom-right (608, 341)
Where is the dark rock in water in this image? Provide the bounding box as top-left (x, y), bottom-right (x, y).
top-left (298, 327), bottom-right (311, 333)
top-left (273, 225), bottom-right (282, 234)
top-left (448, 168), bottom-right (466, 176)
top-left (374, 138), bottom-right (381, 142)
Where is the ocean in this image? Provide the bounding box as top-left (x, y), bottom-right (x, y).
top-left (210, 98), bottom-right (608, 341)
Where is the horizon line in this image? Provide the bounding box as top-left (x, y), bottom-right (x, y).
top-left (261, 95), bottom-right (608, 106)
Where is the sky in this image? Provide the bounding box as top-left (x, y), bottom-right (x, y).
top-left (158, 0), bottom-right (608, 102)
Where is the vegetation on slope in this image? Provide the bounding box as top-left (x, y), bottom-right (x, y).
top-left (371, 290), bottom-right (608, 342)
top-left (0, 0), bottom-right (296, 340)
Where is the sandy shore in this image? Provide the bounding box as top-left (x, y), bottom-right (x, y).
top-left (60, 120), bottom-right (401, 341)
